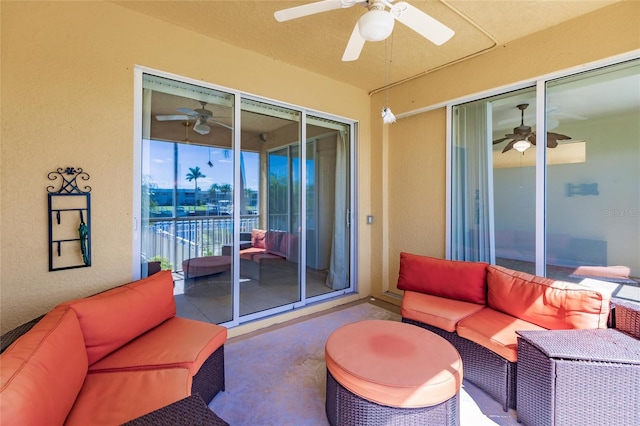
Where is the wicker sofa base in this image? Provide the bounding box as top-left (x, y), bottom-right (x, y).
top-left (192, 345), bottom-right (226, 403)
top-left (123, 394), bottom-right (229, 426)
top-left (325, 370), bottom-right (460, 426)
top-left (402, 317), bottom-right (516, 411)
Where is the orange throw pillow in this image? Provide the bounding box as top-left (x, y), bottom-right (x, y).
top-left (251, 229), bottom-right (266, 249)
top-left (397, 253), bottom-right (488, 304)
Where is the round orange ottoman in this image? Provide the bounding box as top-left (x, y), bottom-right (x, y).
top-left (325, 319), bottom-right (463, 425)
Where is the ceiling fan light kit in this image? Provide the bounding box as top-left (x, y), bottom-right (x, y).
top-left (358, 7), bottom-right (394, 41)
top-left (194, 118), bottom-right (211, 135)
top-left (513, 140), bottom-right (531, 153)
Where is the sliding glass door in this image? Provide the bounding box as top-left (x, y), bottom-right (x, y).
top-left (449, 58), bottom-right (640, 288)
top-left (545, 60), bottom-right (640, 284)
top-left (136, 71), bottom-right (356, 326)
top-left (306, 116), bottom-right (351, 296)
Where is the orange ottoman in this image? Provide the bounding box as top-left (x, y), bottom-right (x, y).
top-left (325, 320), bottom-right (463, 426)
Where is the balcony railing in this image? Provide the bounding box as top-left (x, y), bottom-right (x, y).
top-left (141, 215), bottom-right (259, 272)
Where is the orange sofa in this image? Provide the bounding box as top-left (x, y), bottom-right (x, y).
top-left (398, 252), bottom-right (612, 411)
top-left (222, 229), bottom-right (298, 282)
top-left (0, 271), bottom-right (228, 425)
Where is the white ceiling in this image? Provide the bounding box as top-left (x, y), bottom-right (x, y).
top-left (112, 0), bottom-right (622, 92)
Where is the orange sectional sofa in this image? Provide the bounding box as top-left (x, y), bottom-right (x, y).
top-left (222, 229), bottom-right (298, 282)
top-left (398, 252), bottom-right (612, 411)
top-left (0, 271), bottom-right (228, 425)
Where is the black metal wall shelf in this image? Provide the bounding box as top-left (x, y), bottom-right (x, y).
top-left (47, 167), bottom-right (92, 271)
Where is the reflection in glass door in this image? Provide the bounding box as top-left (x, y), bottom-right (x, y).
top-left (138, 72), bottom-right (356, 327)
top-left (491, 89), bottom-right (538, 275)
top-left (450, 58), bottom-right (639, 290)
top-left (306, 117), bottom-right (351, 297)
top-left (239, 101), bottom-right (301, 318)
top-left (140, 74), bottom-right (236, 324)
top-left (545, 60), bottom-right (640, 284)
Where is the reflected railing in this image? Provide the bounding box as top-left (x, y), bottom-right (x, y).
top-left (142, 215), bottom-right (259, 273)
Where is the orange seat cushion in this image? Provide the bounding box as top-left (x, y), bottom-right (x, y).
top-left (401, 290), bottom-right (486, 332)
top-left (456, 308), bottom-right (546, 362)
top-left (65, 368), bottom-right (192, 425)
top-left (487, 265), bottom-right (611, 330)
top-left (239, 246), bottom-right (266, 260)
top-left (89, 317), bottom-right (227, 375)
top-left (397, 253), bottom-right (488, 304)
top-left (59, 270), bottom-right (177, 364)
top-left (325, 320), bottom-right (462, 408)
top-left (0, 307), bottom-right (88, 426)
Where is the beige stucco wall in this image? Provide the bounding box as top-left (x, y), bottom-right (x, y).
top-left (0, 1), bottom-right (371, 334)
top-left (369, 1), bottom-right (640, 304)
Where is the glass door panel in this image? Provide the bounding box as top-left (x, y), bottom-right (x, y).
top-left (240, 100), bottom-right (301, 317)
top-left (491, 89), bottom-right (538, 274)
top-left (545, 60), bottom-right (640, 285)
top-left (305, 117), bottom-right (351, 296)
top-left (451, 87), bottom-right (540, 276)
top-left (141, 74), bottom-right (235, 324)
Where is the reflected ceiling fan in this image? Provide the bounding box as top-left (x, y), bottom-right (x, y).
top-left (274, 0), bottom-right (454, 61)
top-left (155, 101), bottom-right (232, 135)
top-left (493, 104), bottom-right (572, 153)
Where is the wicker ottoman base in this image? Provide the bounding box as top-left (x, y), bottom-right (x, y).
top-left (325, 370), bottom-right (460, 426)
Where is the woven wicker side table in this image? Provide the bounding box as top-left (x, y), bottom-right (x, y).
top-left (516, 329), bottom-right (640, 426)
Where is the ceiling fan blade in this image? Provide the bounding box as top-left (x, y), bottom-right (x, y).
top-left (529, 134), bottom-right (536, 145)
top-left (156, 114), bottom-right (191, 121)
top-left (504, 134), bottom-right (526, 140)
top-left (548, 132), bottom-right (571, 141)
top-left (206, 118), bottom-right (233, 131)
top-left (502, 140), bottom-right (516, 153)
top-left (342, 23), bottom-right (366, 61)
top-left (493, 137), bottom-right (510, 144)
top-left (392, 2), bottom-right (454, 45)
top-left (177, 107), bottom-right (199, 116)
top-left (274, 0), bottom-right (362, 22)
top-left (547, 139), bottom-right (559, 148)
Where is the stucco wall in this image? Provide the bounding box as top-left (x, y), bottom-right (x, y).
top-left (0, 1), bottom-right (371, 333)
top-left (369, 1), bottom-right (639, 302)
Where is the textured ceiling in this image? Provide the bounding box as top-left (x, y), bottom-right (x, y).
top-left (112, 0), bottom-right (621, 92)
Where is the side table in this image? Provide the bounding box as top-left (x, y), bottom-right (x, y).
top-left (516, 328), bottom-right (640, 426)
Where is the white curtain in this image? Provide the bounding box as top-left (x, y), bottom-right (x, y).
top-left (451, 102), bottom-right (493, 262)
top-left (326, 130), bottom-right (349, 290)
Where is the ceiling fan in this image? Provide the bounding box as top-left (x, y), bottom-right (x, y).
top-left (493, 104), bottom-right (572, 153)
top-left (155, 101), bottom-right (232, 135)
top-left (274, 0), bottom-right (454, 61)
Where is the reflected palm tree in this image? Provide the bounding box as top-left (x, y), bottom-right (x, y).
top-left (186, 167), bottom-right (206, 212)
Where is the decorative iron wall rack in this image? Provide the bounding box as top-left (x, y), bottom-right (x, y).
top-left (47, 167), bottom-right (92, 271)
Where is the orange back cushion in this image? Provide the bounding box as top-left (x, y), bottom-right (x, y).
top-left (60, 270), bottom-right (176, 365)
top-left (487, 265), bottom-right (611, 329)
top-left (0, 307), bottom-right (88, 426)
top-left (397, 253), bottom-right (488, 305)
